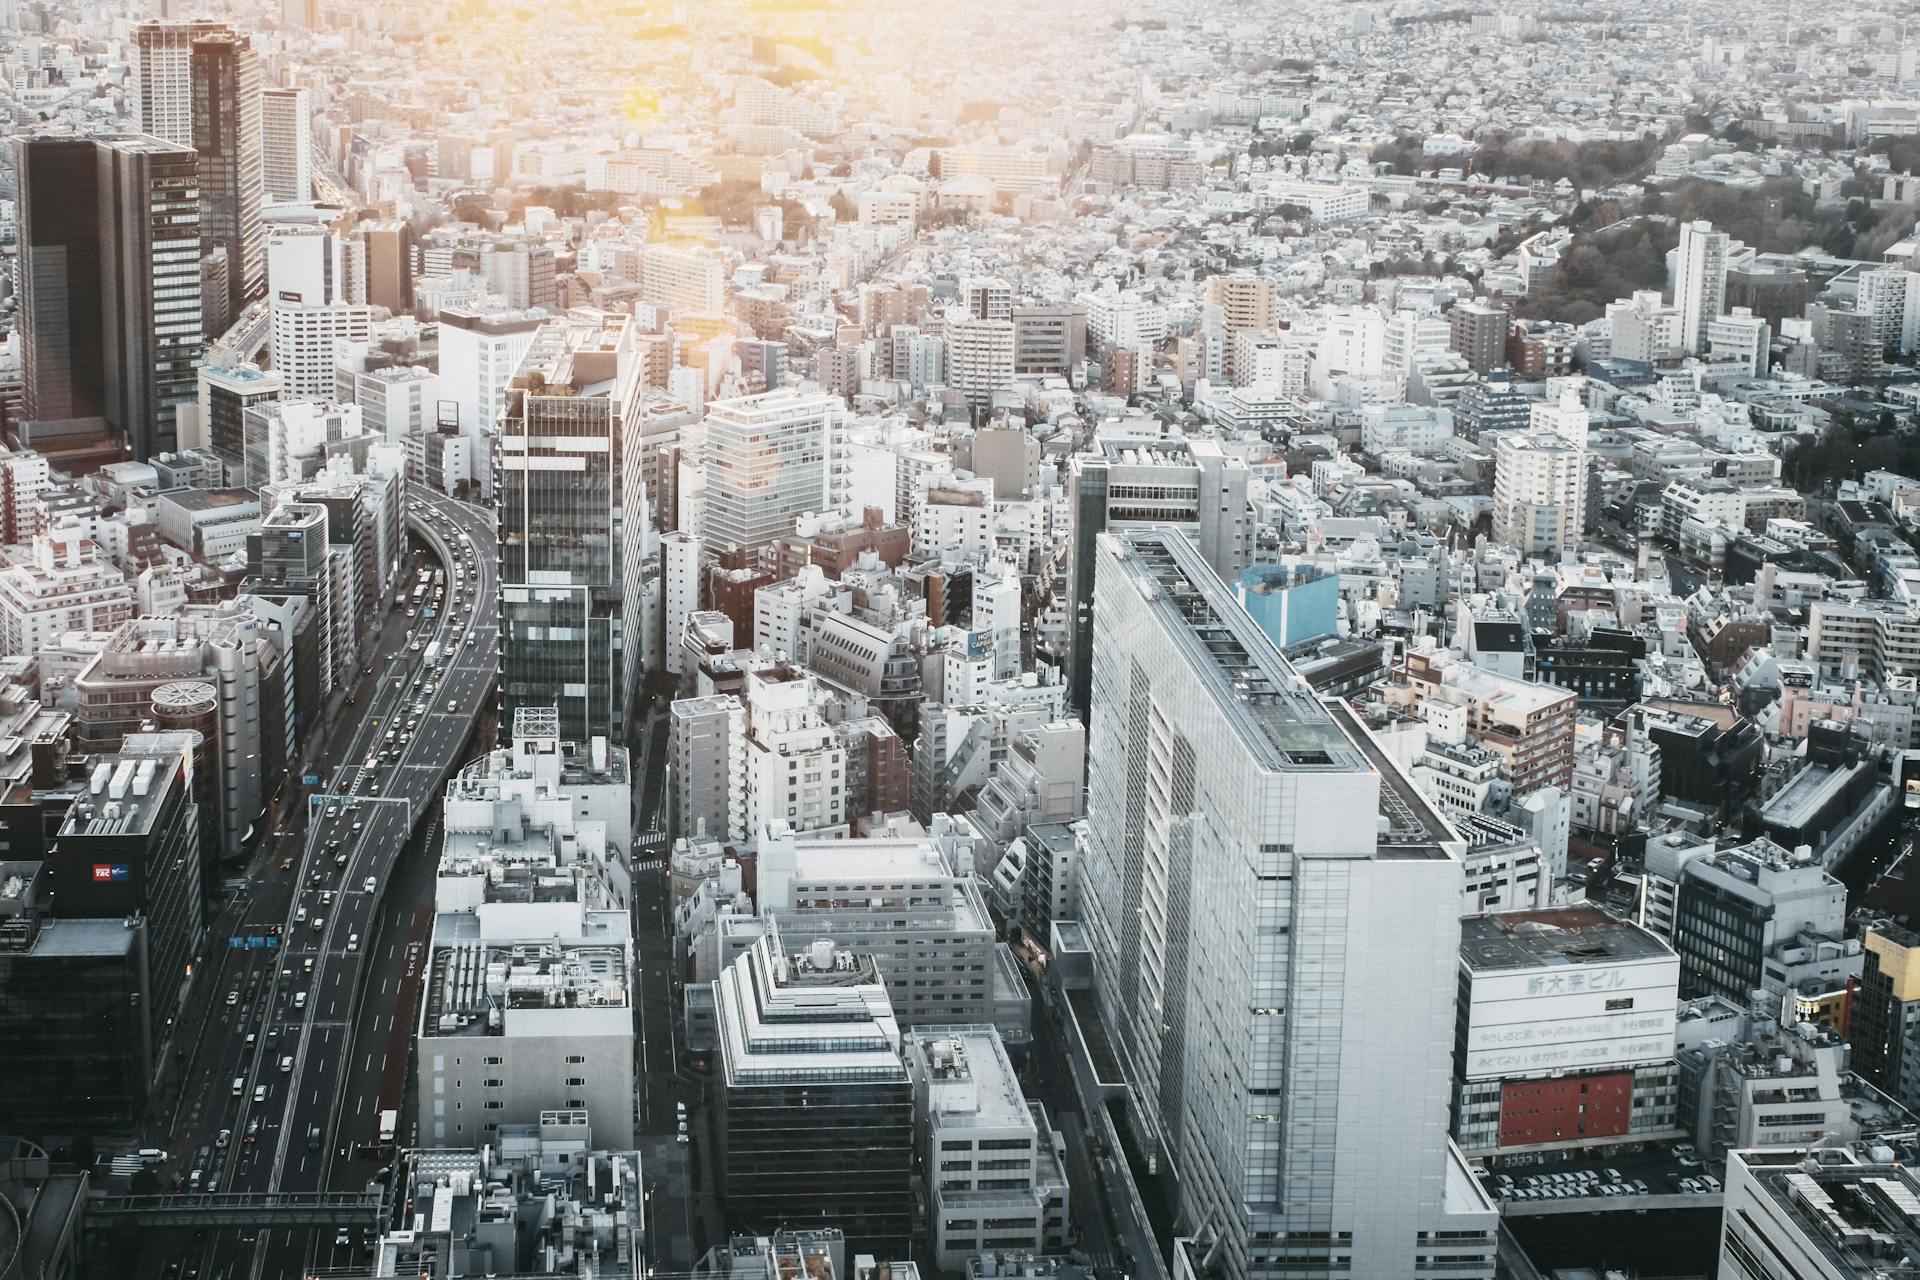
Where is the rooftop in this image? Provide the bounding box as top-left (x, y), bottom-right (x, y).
top-left (1761, 757), bottom-right (1873, 833)
top-left (912, 1025), bottom-right (1031, 1130)
top-left (1110, 528), bottom-right (1366, 776)
top-left (7, 915), bottom-right (139, 958)
top-left (1734, 1146), bottom-right (1920, 1278)
top-left (1460, 906), bottom-right (1673, 973)
top-left (58, 755), bottom-right (175, 838)
top-left (156, 487), bottom-right (260, 513)
top-left (422, 938), bottom-right (630, 1038)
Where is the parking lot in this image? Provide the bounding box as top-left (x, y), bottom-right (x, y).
top-left (1480, 1141), bottom-right (1722, 1203)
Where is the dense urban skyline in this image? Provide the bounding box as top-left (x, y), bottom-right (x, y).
top-left (0, 2), bottom-right (1917, 1280)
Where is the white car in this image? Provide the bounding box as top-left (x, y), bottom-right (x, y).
top-left (364, 876), bottom-right (377, 893)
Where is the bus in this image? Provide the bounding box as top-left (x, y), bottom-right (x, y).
top-left (412, 583), bottom-right (429, 605)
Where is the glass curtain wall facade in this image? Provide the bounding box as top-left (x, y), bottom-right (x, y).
top-left (496, 322), bottom-right (631, 746)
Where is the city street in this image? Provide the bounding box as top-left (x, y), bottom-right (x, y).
top-left (114, 491), bottom-right (500, 1280)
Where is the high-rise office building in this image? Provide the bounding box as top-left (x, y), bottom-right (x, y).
top-left (437, 307), bottom-right (542, 441)
top-left (97, 136), bottom-right (205, 460)
top-left (15, 133), bottom-right (203, 457)
top-left (1673, 219), bottom-right (1729, 356)
top-left (1850, 922), bottom-right (1920, 1114)
top-left (190, 31), bottom-right (263, 330)
top-left (713, 926), bottom-right (913, 1255)
top-left (48, 748), bottom-right (205, 1068)
top-left (14, 135), bottom-right (106, 425)
top-left (1079, 527), bottom-right (1496, 1280)
top-left (131, 20), bottom-right (227, 145)
top-left (356, 220), bottom-right (413, 314)
top-left (1063, 438), bottom-right (1250, 716)
top-left (497, 315), bottom-right (641, 745)
top-left (703, 388), bottom-right (844, 556)
top-left (259, 87), bottom-right (312, 204)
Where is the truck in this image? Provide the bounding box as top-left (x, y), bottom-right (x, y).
top-left (421, 641), bottom-right (441, 667)
top-left (378, 1109), bottom-right (398, 1145)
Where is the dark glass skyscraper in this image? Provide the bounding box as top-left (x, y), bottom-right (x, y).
top-left (15, 135), bottom-right (107, 426)
top-left (496, 315), bottom-right (637, 746)
top-left (14, 134), bottom-right (203, 461)
top-left (97, 136), bottom-right (204, 460)
top-left (191, 31), bottom-right (264, 332)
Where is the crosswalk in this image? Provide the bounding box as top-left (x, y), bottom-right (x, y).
top-left (634, 858), bottom-right (666, 873)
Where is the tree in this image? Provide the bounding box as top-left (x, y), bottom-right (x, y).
top-left (828, 189), bottom-right (856, 223)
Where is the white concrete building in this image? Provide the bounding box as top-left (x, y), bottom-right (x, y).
top-left (741, 667), bottom-right (846, 840)
top-left (906, 1025), bottom-right (1070, 1269)
top-left (437, 308), bottom-right (545, 493)
top-left (704, 389), bottom-right (845, 556)
top-left (419, 709), bottom-right (636, 1148)
top-left (670, 693), bottom-right (746, 844)
top-left (1076, 290), bottom-right (1168, 349)
top-left (1453, 906), bottom-right (1681, 1156)
top-left (914, 474), bottom-right (994, 562)
top-left (947, 316), bottom-right (1016, 409)
top-left (1673, 220), bottom-right (1730, 356)
top-left (1706, 308), bottom-right (1771, 376)
top-left (260, 87), bottom-right (312, 204)
top-left (641, 244), bottom-right (726, 314)
top-left (661, 531), bottom-right (701, 678)
top-left (1079, 528), bottom-right (1495, 1280)
top-left (1256, 179), bottom-right (1369, 223)
top-left (0, 533), bottom-right (134, 656)
top-left (1718, 1143), bottom-right (1920, 1280)
top-left (270, 302), bottom-right (374, 400)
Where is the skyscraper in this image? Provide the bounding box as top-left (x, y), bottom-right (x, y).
top-left (190, 31), bottom-right (264, 330)
top-left (1079, 527), bottom-right (1496, 1280)
top-left (15, 132), bottom-right (204, 459)
top-left (98, 136), bottom-right (205, 460)
top-left (437, 307), bottom-right (544, 499)
top-left (259, 87), bottom-right (313, 204)
top-left (1672, 219), bottom-right (1729, 356)
top-left (497, 314), bottom-right (641, 745)
top-left (1063, 437), bottom-right (1250, 717)
top-left (703, 388), bottom-right (844, 556)
top-left (266, 222), bottom-right (372, 399)
top-left (14, 135), bottom-right (106, 425)
top-left (131, 20), bottom-right (228, 146)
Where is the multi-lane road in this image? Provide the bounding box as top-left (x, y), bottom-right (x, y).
top-left (135, 490), bottom-right (498, 1280)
